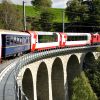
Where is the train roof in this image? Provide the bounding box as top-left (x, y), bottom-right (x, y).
top-left (35, 31), bottom-right (59, 35)
top-left (0, 29), bottom-right (30, 36)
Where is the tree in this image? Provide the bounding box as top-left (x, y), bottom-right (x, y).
top-left (83, 51), bottom-right (100, 99)
top-left (66, 0), bottom-right (89, 22)
top-left (31, 17), bottom-right (41, 30)
top-left (65, 0), bottom-right (100, 25)
top-left (39, 10), bottom-right (54, 31)
top-left (0, 0), bottom-right (23, 30)
top-left (87, 0), bottom-right (100, 24)
top-left (72, 72), bottom-right (97, 100)
top-left (31, 0), bottom-right (52, 8)
top-left (31, 0), bottom-right (53, 31)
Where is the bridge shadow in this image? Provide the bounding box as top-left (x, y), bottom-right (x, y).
top-left (52, 57), bottom-right (65, 100)
top-left (37, 62), bottom-right (49, 100)
top-left (22, 68), bottom-right (34, 100)
top-left (67, 54), bottom-right (81, 100)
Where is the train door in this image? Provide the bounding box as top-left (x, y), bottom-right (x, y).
top-left (27, 31), bottom-right (37, 52)
top-left (59, 33), bottom-right (66, 47)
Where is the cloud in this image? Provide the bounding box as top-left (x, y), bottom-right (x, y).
top-left (52, 0), bottom-right (68, 8)
top-left (12, 0), bottom-right (32, 5)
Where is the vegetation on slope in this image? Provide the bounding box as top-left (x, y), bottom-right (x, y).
top-left (17, 5), bottom-right (68, 23)
top-left (71, 72), bottom-right (97, 100)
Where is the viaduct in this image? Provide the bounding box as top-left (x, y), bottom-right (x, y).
top-left (16, 47), bottom-right (99, 100)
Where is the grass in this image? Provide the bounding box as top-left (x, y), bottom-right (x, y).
top-left (16, 5), bottom-right (68, 23)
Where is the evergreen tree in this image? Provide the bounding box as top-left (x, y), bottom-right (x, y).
top-left (66, 0), bottom-right (89, 22)
top-left (31, 0), bottom-right (52, 8)
top-left (39, 10), bottom-right (54, 31)
top-left (65, 0), bottom-right (100, 24)
top-left (87, 0), bottom-right (100, 24)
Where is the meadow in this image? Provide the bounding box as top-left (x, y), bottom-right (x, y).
top-left (17, 5), bottom-right (68, 23)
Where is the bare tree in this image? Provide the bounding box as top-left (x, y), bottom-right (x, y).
top-left (0, 0), bottom-right (23, 30)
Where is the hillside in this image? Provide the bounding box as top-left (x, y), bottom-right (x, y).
top-left (17, 5), bottom-right (68, 23)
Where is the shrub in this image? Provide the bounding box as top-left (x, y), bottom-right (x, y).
top-left (71, 72), bottom-right (97, 100)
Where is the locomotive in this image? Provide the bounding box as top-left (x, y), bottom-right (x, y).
top-left (0, 29), bottom-right (99, 61)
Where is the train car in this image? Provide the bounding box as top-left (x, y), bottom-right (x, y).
top-left (91, 33), bottom-right (100, 45)
top-left (28, 31), bottom-right (61, 51)
top-left (0, 30), bottom-right (31, 60)
top-left (65, 32), bottom-right (91, 47)
top-left (35, 31), bottom-right (61, 51)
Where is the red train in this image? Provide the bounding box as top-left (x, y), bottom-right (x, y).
top-left (0, 30), bottom-right (99, 61)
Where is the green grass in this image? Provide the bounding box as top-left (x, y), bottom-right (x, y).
top-left (16, 5), bottom-right (68, 23)
top-left (47, 8), bottom-right (68, 23)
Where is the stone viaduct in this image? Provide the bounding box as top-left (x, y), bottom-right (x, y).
top-left (17, 51), bottom-right (99, 100)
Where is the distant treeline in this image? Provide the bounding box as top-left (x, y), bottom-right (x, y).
top-left (53, 22), bottom-right (100, 33)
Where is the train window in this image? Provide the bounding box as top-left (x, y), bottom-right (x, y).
top-left (23, 37), bottom-right (25, 43)
top-left (67, 35), bottom-right (88, 41)
top-left (21, 37), bottom-right (23, 44)
top-left (39, 34), bottom-right (59, 43)
top-left (10, 36), bottom-right (14, 45)
top-left (84, 36), bottom-right (87, 40)
top-left (16, 37), bottom-right (18, 44)
top-left (6, 36), bottom-right (10, 45)
top-left (20, 37), bottom-right (22, 44)
top-left (23, 37), bottom-right (25, 44)
top-left (13, 36), bottom-right (16, 44)
top-left (53, 33), bottom-right (58, 42)
top-left (23, 37), bottom-right (26, 43)
top-left (18, 37), bottom-right (20, 44)
top-left (18, 37), bottom-right (21, 44)
top-left (93, 36), bottom-right (96, 38)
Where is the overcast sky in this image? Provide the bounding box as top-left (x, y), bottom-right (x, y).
top-left (52, 0), bottom-right (68, 8)
top-left (0, 0), bottom-right (68, 8)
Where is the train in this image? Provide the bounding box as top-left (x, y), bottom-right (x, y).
top-left (0, 29), bottom-right (100, 61)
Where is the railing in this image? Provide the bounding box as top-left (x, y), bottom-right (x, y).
top-left (13, 45), bottom-right (98, 100)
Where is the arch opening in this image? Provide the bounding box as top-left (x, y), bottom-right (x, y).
top-left (83, 52), bottom-right (96, 70)
top-left (22, 68), bottom-right (34, 100)
top-left (36, 62), bottom-right (49, 100)
top-left (67, 55), bottom-right (80, 99)
top-left (52, 57), bottom-right (65, 100)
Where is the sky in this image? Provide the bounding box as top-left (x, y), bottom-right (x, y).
top-left (0, 0), bottom-right (68, 8)
top-left (52, 0), bottom-right (68, 8)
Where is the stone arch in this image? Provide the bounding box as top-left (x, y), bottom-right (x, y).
top-left (22, 68), bottom-right (34, 100)
top-left (82, 52), bottom-right (96, 70)
top-left (67, 54), bottom-right (81, 99)
top-left (51, 57), bottom-right (65, 100)
top-left (36, 62), bottom-right (49, 100)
